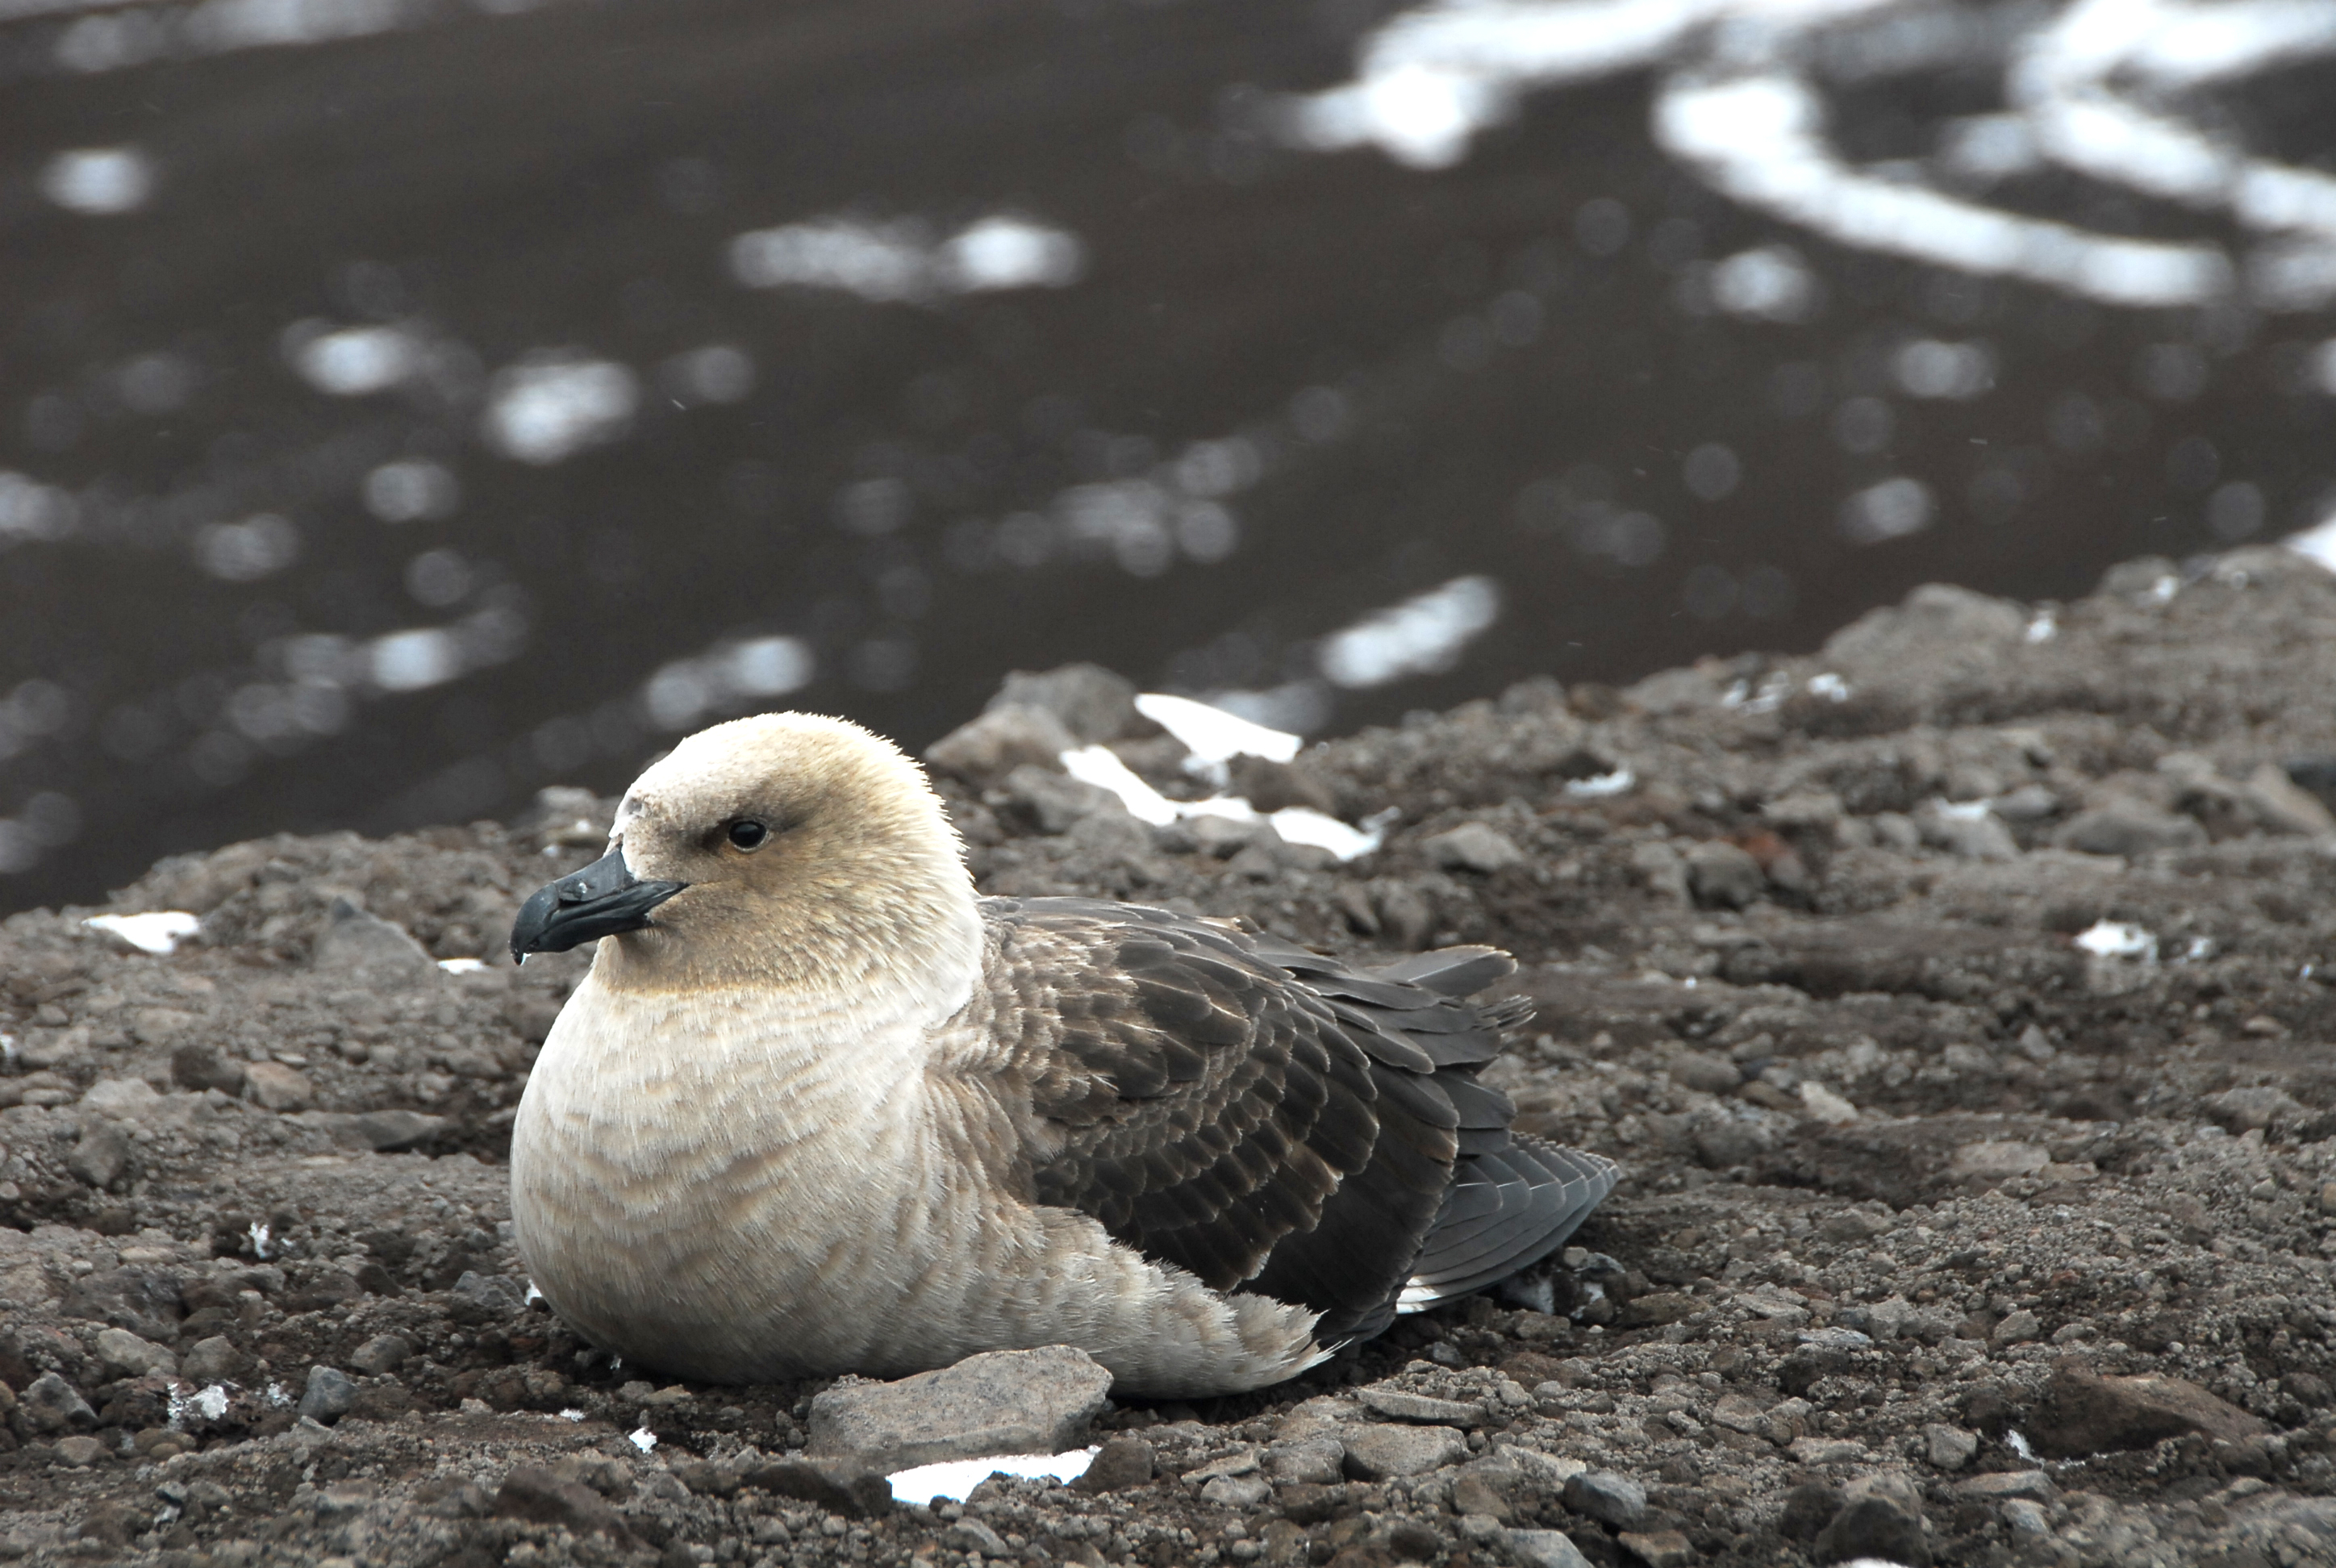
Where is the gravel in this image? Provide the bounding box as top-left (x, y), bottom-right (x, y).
top-left (9, 552), bottom-right (2336, 1564)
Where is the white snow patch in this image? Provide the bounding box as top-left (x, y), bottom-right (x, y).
top-left (628, 1425), bottom-right (657, 1453)
top-left (1807, 673), bottom-right (1850, 701)
top-left (84, 910), bottom-right (199, 954)
top-left (2007, 1428), bottom-right (2037, 1461)
top-left (436, 957), bottom-right (486, 974)
top-left (2075, 920), bottom-right (2157, 961)
top-left (557, 1408), bottom-right (585, 1421)
top-left (1059, 746), bottom-right (1383, 861)
top-left (1133, 692), bottom-right (1301, 763)
top-left (2286, 510), bottom-right (2336, 573)
top-left (2025, 612), bottom-right (2059, 643)
top-left (1563, 767), bottom-right (1635, 799)
top-left (886, 1447), bottom-right (1097, 1506)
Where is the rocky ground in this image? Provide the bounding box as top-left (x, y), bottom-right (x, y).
top-left (10, 547), bottom-right (2336, 1567)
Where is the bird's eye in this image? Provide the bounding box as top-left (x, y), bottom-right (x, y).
top-left (726, 819), bottom-right (769, 851)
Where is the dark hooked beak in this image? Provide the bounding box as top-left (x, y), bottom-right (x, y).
top-left (509, 849), bottom-right (688, 964)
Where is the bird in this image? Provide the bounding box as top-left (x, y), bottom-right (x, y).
top-left (507, 711), bottom-right (1617, 1397)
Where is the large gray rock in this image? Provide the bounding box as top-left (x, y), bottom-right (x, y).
top-left (65, 1124), bottom-right (132, 1187)
top-left (987, 664), bottom-right (1141, 744)
top-left (311, 898), bottom-right (439, 982)
top-left (93, 1327), bottom-right (176, 1379)
top-left (2053, 799), bottom-right (2205, 857)
top-left (18, 1373), bottom-right (95, 1434)
top-left (1685, 840), bottom-right (1764, 909)
top-left (806, 1346), bottom-right (1113, 1474)
top-left (1337, 1423), bottom-right (1468, 1479)
top-left (924, 704), bottom-right (1078, 786)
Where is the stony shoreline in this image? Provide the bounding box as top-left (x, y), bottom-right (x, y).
top-left (7, 548), bottom-right (2336, 1566)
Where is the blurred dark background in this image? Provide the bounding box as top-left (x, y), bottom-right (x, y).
top-left (5, 0), bottom-right (2336, 912)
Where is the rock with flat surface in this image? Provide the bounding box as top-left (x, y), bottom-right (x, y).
top-left (924, 704), bottom-right (1078, 786)
top-left (242, 1061), bottom-right (315, 1112)
top-left (806, 1345), bottom-right (1112, 1474)
top-left (1503, 1528), bottom-right (1593, 1568)
top-left (1358, 1385), bottom-right (1487, 1425)
top-left (1562, 1470), bottom-right (1646, 1530)
top-left (1073, 1435), bottom-right (1154, 1494)
top-left (495, 1466), bottom-right (636, 1539)
top-left (2028, 1364), bottom-right (2268, 1457)
top-left (1424, 823), bottom-right (1524, 874)
top-left (1813, 1495), bottom-right (1930, 1566)
top-left (736, 1457), bottom-right (895, 1518)
top-left (1338, 1422), bottom-right (1467, 1479)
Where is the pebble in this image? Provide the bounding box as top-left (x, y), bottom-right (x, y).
top-left (1922, 1422), bottom-right (1978, 1470)
top-left (1199, 1474), bottom-right (1271, 1508)
top-left (52, 1435), bottom-right (104, 1468)
top-left (1562, 1470), bottom-right (1646, 1530)
top-left (17, 1373), bottom-right (94, 1434)
top-left (1263, 1438), bottom-right (1345, 1485)
top-left (805, 1345), bottom-right (1112, 1474)
top-left (65, 1124), bottom-right (132, 1188)
top-left (93, 1326), bottom-right (175, 1379)
top-left (494, 1466), bottom-right (636, 1540)
top-left (311, 899), bottom-right (440, 983)
top-left (1357, 1386), bottom-right (1487, 1426)
top-left (349, 1334), bottom-right (413, 1375)
top-left (1813, 1495), bottom-right (1930, 1566)
top-left (242, 1061), bottom-right (316, 1113)
top-left (298, 1366), bottom-right (357, 1422)
top-left (181, 1336), bottom-right (245, 1383)
top-left (1072, 1435), bottom-right (1154, 1495)
top-left (1502, 1528), bottom-right (1593, 1568)
top-left (1423, 823), bottom-right (1525, 874)
top-left (1615, 1529), bottom-right (1696, 1568)
top-left (1684, 840), bottom-right (1763, 909)
top-left (924, 703), bottom-right (1080, 786)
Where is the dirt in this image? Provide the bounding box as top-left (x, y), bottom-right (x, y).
top-left (8, 545), bottom-right (2336, 1567)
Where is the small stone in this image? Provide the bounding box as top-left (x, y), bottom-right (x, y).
top-left (66, 1124), bottom-right (132, 1188)
top-left (93, 1327), bottom-right (176, 1380)
top-left (298, 1366), bottom-right (357, 1422)
top-left (1502, 1528), bottom-right (1593, 1568)
top-left (2027, 1365), bottom-right (2268, 1458)
top-left (1666, 1051), bottom-right (1741, 1095)
top-left (1953, 1471), bottom-right (2056, 1502)
top-left (1263, 1438), bottom-right (1344, 1485)
top-left (348, 1334), bottom-right (413, 1375)
top-left (924, 704), bottom-right (1080, 786)
top-left (1923, 1422), bottom-right (1979, 1470)
top-left (1002, 765), bottom-right (1126, 835)
top-left (80, 1078), bottom-right (161, 1119)
top-left (734, 1457), bottom-right (895, 1518)
top-left (1337, 1423), bottom-right (1468, 1480)
top-left (1424, 823), bottom-right (1525, 874)
top-left (942, 1519), bottom-right (1012, 1556)
top-left (1798, 1082), bottom-right (1858, 1125)
top-left (1562, 1470), bottom-right (1647, 1530)
top-left (1921, 807), bottom-right (2019, 861)
top-left (18, 1373), bottom-right (95, 1434)
top-left (1685, 840), bottom-right (1764, 909)
top-left (987, 665), bottom-right (1141, 744)
top-left (181, 1336), bottom-right (248, 1383)
top-left (1358, 1386), bottom-right (1488, 1425)
top-left (1616, 1529), bottom-right (1696, 1568)
top-left (806, 1345), bottom-right (1112, 1474)
top-left (1073, 1435), bottom-right (1155, 1494)
top-left (52, 1435), bottom-right (104, 1468)
top-left (242, 1061), bottom-right (316, 1113)
top-left (2000, 1498), bottom-right (2052, 1539)
top-left (171, 1042), bottom-right (247, 1095)
top-left (1813, 1496), bottom-right (1929, 1566)
top-left (351, 1110), bottom-right (449, 1152)
top-left (448, 1271), bottom-right (528, 1320)
top-left (1950, 1140), bottom-right (2048, 1182)
top-left (496, 1466), bottom-right (638, 1539)
top-left (1201, 1474), bottom-right (1272, 1508)
top-left (2205, 1086), bottom-right (2305, 1133)
top-left (312, 898), bottom-right (439, 982)
top-left (1991, 1309), bottom-right (2042, 1348)
top-left (1778, 1482), bottom-right (1841, 1540)
top-left (2053, 800), bottom-right (2205, 857)
top-left (1449, 1472), bottom-right (1510, 1522)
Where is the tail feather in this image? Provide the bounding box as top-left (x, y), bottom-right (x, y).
top-left (1395, 1137), bottom-right (1619, 1312)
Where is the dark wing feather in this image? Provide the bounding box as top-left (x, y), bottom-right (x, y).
top-left (974, 895), bottom-right (1616, 1345)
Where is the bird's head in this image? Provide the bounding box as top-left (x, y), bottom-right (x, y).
top-left (510, 712), bottom-right (981, 1007)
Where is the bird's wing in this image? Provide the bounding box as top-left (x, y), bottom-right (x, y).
top-left (962, 895), bottom-right (1526, 1342)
